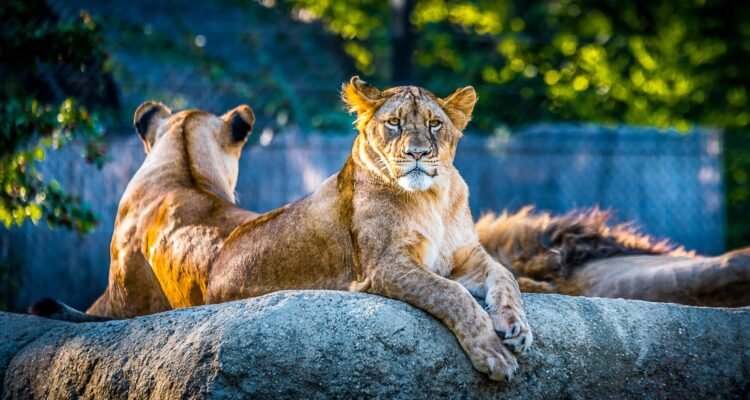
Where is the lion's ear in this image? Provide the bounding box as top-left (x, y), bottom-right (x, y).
top-left (341, 76), bottom-right (384, 129)
top-left (134, 101), bottom-right (171, 152)
top-left (439, 86), bottom-right (477, 131)
top-left (222, 105), bottom-right (255, 144)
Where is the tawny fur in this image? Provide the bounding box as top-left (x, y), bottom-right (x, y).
top-left (86, 103), bottom-right (258, 317)
top-left (474, 206), bottom-right (750, 307)
top-left (207, 77), bottom-right (531, 382)
top-left (476, 207), bottom-right (697, 295)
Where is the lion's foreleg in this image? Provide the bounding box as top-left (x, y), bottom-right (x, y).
top-left (364, 255), bottom-right (518, 382)
top-left (451, 244), bottom-right (532, 354)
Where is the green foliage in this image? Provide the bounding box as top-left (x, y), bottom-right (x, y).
top-left (283, 0), bottom-right (749, 132)
top-left (0, 98), bottom-right (105, 232)
top-left (0, 0), bottom-right (113, 234)
top-left (281, 0), bottom-right (750, 247)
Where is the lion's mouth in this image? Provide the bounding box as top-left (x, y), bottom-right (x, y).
top-left (402, 167), bottom-right (437, 178)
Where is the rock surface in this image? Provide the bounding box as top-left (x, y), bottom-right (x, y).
top-left (1, 291), bottom-right (749, 399)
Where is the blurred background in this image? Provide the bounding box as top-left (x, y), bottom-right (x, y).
top-left (0, 0), bottom-right (747, 311)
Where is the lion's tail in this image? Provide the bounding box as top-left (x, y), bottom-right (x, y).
top-left (475, 206), bottom-right (693, 280)
top-left (29, 297), bottom-right (111, 323)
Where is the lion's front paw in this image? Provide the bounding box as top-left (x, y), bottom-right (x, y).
top-left (466, 329), bottom-right (519, 382)
top-left (490, 304), bottom-right (533, 354)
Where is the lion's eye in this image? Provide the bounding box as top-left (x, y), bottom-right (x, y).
top-left (386, 117), bottom-right (400, 127)
top-left (429, 120), bottom-right (442, 128)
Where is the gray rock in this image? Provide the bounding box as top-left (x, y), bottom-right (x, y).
top-left (2, 291), bottom-right (749, 399)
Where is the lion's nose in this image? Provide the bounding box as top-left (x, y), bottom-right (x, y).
top-left (405, 147), bottom-right (431, 160)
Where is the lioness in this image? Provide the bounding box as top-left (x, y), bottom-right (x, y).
top-left (32, 102), bottom-right (258, 320)
top-left (207, 77), bottom-right (531, 381)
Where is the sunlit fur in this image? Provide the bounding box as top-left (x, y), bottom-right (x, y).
top-left (83, 103), bottom-right (258, 318)
top-left (208, 77), bottom-right (532, 382)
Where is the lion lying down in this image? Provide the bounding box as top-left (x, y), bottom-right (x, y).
top-left (477, 207), bottom-right (750, 308)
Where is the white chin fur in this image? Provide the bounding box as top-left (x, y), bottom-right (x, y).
top-left (397, 171), bottom-right (434, 191)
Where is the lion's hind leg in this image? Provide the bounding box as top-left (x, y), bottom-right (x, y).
top-left (86, 290), bottom-right (113, 317)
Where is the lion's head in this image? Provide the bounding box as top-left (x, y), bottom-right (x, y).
top-left (132, 101), bottom-right (255, 203)
top-left (342, 76), bottom-right (477, 192)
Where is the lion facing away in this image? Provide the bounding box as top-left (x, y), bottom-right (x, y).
top-left (207, 77), bottom-right (531, 382)
top-left (32, 102), bottom-right (258, 320)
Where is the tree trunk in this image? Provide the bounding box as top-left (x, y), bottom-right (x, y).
top-left (389, 0), bottom-right (415, 84)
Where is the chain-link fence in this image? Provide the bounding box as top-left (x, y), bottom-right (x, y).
top-left (1, 0), bottom-right (748, 310)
